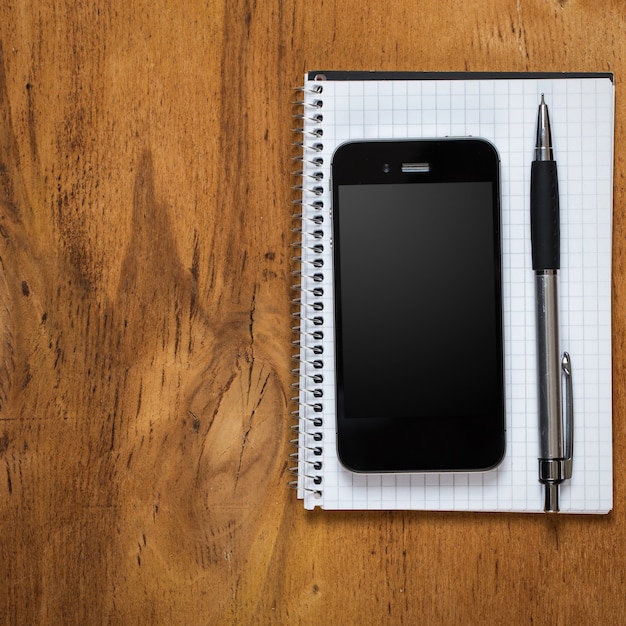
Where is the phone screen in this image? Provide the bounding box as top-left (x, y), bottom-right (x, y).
top-left (332, 139), bottom-right (505, 472)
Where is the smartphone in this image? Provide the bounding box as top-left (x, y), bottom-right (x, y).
top-left (331, 138), bottom-right (505, 473)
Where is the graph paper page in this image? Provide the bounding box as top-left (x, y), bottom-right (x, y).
top-left (295, 73), bottom-right (613, 513)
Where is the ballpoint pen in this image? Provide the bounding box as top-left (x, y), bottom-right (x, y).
top-left (531, 95), bottom-right (574, 513)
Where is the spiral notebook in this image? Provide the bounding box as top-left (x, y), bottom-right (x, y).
top-left (291, 71), bottom-right (614, 513)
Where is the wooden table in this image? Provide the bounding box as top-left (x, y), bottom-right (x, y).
top-left (1, 1), bottom-right (624, 623)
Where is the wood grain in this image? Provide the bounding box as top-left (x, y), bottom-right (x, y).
top-left (0, 0), bottom-right (625, 623)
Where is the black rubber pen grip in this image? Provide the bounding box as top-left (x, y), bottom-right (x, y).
top-left (531, 160), bottom-right (560, 271)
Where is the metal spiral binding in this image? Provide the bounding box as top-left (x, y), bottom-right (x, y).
top-left (289, 80), bottom-right (326, 500)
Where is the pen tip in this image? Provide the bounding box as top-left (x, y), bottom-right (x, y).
top-left (540, 93), bottom-right (546, 104)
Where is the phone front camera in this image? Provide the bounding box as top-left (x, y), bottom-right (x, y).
top-left (382, 163), bottom-right (391, 173)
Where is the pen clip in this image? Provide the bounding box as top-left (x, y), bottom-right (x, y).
top-left (561, 352), bottom-right (573, 479)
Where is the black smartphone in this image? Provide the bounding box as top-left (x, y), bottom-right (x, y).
top-left (331, 138), bottom-right (505, 473)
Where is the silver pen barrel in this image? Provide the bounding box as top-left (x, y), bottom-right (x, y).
top-left (535, 271), bottom-right (564, 512)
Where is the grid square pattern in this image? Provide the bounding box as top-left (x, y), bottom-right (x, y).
top-left (296, 74), bottom-right (614, 513)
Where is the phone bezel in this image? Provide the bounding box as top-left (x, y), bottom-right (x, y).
top-left (331, 138), bottom-right (505, 473)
